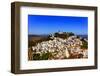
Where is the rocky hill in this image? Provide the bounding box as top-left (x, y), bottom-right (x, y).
top-left (28, 32), bottom-right (88, 60)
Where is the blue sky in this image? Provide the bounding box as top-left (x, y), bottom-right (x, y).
top-left (28, 15), bottom-right (88, 35)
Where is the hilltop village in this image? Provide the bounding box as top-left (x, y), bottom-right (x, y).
top-left (28, 32), bottom-right (88, 60)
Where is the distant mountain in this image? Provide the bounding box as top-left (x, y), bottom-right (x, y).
top-left (28, 34), bottom-right (49, 37)
top-left (77, 35), bottom-right (88, 39)
top-left (29, 33), bottom-right (88, 40)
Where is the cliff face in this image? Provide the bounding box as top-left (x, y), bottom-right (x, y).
top-left (28, 35), bottom-right (88, 60)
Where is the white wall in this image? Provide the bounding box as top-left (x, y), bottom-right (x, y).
top-left (0, 0), bottom-right (100, 76)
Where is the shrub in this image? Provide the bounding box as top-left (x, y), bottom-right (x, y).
top-left (40, 52), bottom-right (52, 60)
top-left (32, 52), bottom-right (53, 60)
top-left (33, 53), bottom-right (40, 60)
top-left (81, 39), bottom-right (88, 49)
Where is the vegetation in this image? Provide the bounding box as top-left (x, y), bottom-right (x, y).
top-left (32, 52), bottom-right (53, 60)
top-left (54, 32), bottom-right (74, 39)
top-left (81, 38), bottom-right (88, 49)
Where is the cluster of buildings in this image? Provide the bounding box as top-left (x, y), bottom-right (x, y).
top-left (28, 34), bottom-right (88, 60)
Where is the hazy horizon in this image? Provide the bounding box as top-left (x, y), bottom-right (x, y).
top-left (28, 33), bottom-right (88, 35)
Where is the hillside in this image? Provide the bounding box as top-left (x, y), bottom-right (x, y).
top-left (28, 32), bottom-right (88, 60)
